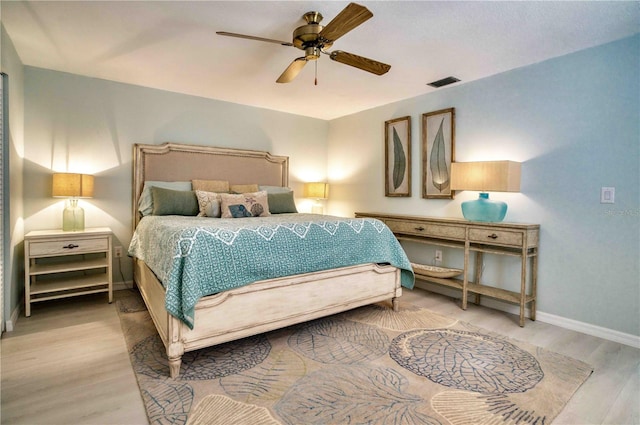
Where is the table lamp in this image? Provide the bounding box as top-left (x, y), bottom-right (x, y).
top-left (52, 173), bottom-right (94, 231)
top-left (450, 161), bottom-right (520, 222)
top-left (303, 182), bottom-right (329, 214)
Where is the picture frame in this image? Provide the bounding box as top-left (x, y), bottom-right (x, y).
top-left (384, 116), bottom-right (411, 197)
top-left (422, 108), bottom-right (455, 199)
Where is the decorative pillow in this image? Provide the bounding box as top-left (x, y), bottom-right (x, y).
top-left (195, 190), bottom-right (222, 218)
top-left (268, 191), bottom-right (298, 214)
top-left (259, 185), bottom-right (293, 194)
top-left (151, 187), bottom-right (199, 216)
top-left (192, 179), bottom-right (229, 193)
top-left (139, 181), bottom-right (192, 216)
top-left (220, 191), bottom-right (270, 218)
top-left (230, 184), bottom-right (259, 194)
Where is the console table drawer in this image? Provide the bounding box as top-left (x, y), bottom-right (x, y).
top-left (29, 237), bottom-right (110, 257)
top-left (468, 228), bottom-right (522, 247)
top-left (386, 220), bottom-right (466, 240)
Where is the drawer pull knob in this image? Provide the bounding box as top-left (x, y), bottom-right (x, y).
top-left (415, 226), bottom-right (425, 231)
top-left (488, 234), bottom-right (499, 239)
top-left (62, 244), bottom-right (79, 249)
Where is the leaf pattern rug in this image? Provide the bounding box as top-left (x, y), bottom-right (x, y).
top-left (116, 292), bottom-right (592, 425)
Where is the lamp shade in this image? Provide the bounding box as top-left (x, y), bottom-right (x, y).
top-left (450, 161), bottom-right (520, 192)
top-left (52, 173), bottom-right (94, 198)
top-left (450, 161), bottom-right (521, 222)
top-left (303, 182), bottom-right (329, 199)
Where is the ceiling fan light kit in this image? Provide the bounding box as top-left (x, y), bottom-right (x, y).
top-left (217, 2), bottom-right (391, 84)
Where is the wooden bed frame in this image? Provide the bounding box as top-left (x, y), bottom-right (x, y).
top-left (131, 142), bottom-right (402, 378)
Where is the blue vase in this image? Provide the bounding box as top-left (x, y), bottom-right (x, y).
top-left (461, 193), bottom-right (507, 222)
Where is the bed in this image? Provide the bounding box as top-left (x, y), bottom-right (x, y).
top-left (129, 142), bottom-right (413, 378)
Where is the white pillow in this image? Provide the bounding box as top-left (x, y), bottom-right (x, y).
top-left (138, 181), bottom-right (192, 216)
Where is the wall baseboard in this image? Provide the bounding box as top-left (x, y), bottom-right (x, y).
top-left (5, 281), bottom-right (136, 332)
top-left (5, 302), bottom-right (20, 332)
top-left (114, 280), bottom-right (135, 292)
top-left (414, 280), bottom-right (640, 349)
top-left (535, 310), bottom-right (640, 349)
top-left (7, 278), bottom-right (638, 349)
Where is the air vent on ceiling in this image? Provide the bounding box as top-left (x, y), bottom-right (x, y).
top-left (427, 76), bottom-right (460, 88)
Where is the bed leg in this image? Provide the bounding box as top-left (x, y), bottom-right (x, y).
top-left (168, 357), bottom-right (182, 379)
top-left (167, 342), bottom-right (184, 379)
top-left (392, 297), bottom-right (399, 312)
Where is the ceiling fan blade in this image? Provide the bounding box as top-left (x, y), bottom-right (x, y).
top-left (216, 31), bottom-right (293, 47)
top-left (276, 58), bottom-right (308, 83)
top-left (329, 51), bottom-right (391, 75)
top-left (318, 3), bottom-right (373, 43)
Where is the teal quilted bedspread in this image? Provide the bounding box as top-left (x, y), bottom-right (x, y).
top-left (128, 214), bottom-right (414, 329)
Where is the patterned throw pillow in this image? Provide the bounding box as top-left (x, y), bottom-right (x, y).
top-left (195, 190), bottom-right (222, 218)
top-left (220, 191), bottom-right (270, 218)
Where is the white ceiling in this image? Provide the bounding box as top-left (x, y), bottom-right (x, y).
top-left (2, 1), bottom-right (639, 120)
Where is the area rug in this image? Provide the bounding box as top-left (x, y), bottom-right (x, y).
top-left (116, 292), bottom-right (593, 425)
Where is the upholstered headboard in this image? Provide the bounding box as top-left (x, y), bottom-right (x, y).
top-left (132, 142), bottom-right (289, 227)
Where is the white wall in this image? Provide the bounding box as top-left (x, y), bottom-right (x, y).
top-left (327, 35), bottom-right (640, 337)
top-left (1, 24), bottom-right (25, 329)
top-left (22, 68), bottom-right (329, 291)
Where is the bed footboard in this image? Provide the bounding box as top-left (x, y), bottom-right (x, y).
top-left (134, 259), bottom-right (402, 378)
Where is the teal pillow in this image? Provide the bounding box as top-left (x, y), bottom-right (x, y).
top-left (151, 187), bottom-right (199, 216)
top-left (268, 191), bottom-right (298, 214)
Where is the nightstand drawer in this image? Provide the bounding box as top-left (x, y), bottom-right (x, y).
top-left (386, 219), bottom-right (466, 240)
top-left (468, 228), bottom-right (523, 247)
top-left (29, 237), bottom-right (109, 257)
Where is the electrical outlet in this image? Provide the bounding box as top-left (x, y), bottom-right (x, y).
top-left (435, 250), bottom-right (443, 263)
top-left (114, 246), bottom-right (123, 258)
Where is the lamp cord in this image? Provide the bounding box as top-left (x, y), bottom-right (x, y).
top-left (116, 256), bottom-right (136, 293)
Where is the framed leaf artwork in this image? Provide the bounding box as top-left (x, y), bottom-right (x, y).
top-left (422, 108), bottom-right (455, 199)
top-left (385, 116), bottom-right (411, 197)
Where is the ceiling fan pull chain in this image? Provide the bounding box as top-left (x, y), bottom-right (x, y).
top-left (315, 60), bottom-right (318, 86)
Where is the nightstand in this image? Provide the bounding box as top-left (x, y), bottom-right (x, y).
top-left (24, 227), bottom-right (113, 317)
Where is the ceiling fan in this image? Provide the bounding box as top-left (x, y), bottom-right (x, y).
top-left (217, 2), bottom-right (391, 84)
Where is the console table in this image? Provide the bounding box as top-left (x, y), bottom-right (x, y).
top-left (356, 213), bottom-right (539, 326)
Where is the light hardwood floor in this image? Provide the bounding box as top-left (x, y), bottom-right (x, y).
top-left (1, 287), bottom-right (638, 425)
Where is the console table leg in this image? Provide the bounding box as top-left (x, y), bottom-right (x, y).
top-left (473, 252), bottom-right (483, 305)
top-left (462, 240), bottom-right (470, 310)
top-left (519, 247), bottom-right (527, 327)
top-left (530, 253), bottom-right (538, 321)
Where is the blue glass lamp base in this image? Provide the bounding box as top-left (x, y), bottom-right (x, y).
top-left (461, 193), bottom-right (507, 222)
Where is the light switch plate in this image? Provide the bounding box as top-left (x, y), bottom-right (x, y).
top-left (601, 187), bottom-right (615, 204)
